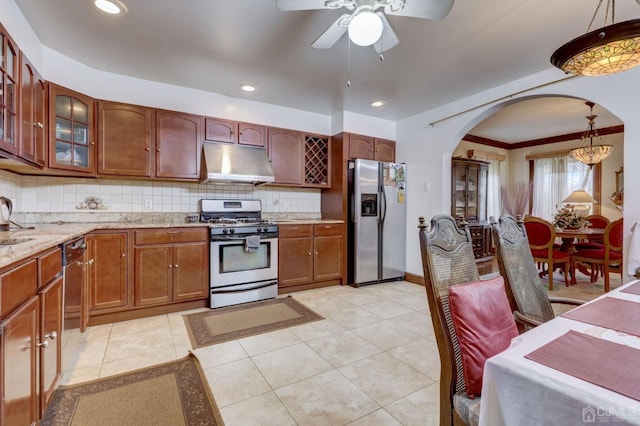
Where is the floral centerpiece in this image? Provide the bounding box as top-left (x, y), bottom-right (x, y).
top-left (552, 207), bottom-right (590, 230)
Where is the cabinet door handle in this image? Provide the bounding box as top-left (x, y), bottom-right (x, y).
top-left (168, 264), bottom-right (173, 268)
top-left (174, 264), bottom-right (178, 268)
top-left (315, 251), bottom-right (318, 255)
top-left (308, 252), bottom-right (312, 256)
top-left (145, 147), bottom-right (150, 151)
top-left (37, 340), bottom-right (49, 348)
top-left (45, 331), bottom-right (57, 340)
top-left (76, 261), bottom-right (84, 267)
top-left (90, 141), bottom-right (95, 145)
top-left (157, 148), bottom-right (161, 152)
top-left (122, 253), bottom-right (126, 257)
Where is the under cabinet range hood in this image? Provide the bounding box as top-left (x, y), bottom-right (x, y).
top-left (201, 143), bottom-right (275, 185)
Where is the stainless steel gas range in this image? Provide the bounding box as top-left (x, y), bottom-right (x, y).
top-left (200, 199), bottom-right (278, 308)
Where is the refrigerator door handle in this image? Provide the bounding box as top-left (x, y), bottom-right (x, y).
top-left (380, 184), bottom-right (387, 224)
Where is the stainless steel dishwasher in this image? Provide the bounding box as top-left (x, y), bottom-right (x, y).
top-left (62, 237), bottom-right (88, 332)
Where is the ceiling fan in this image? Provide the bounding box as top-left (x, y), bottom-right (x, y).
top-left (276, 0), bottom-right (455, 53)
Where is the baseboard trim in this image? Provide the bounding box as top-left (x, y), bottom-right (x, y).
top-left (404, 272), bottom-right (424, 286)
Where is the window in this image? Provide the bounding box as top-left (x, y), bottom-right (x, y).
top-left (530, 154), bottom-right (597, 221)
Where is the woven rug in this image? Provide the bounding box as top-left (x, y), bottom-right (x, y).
top-left (183, 296), bottom-right (323, 349)
top-left (41, 352), bottom-right (223, 426)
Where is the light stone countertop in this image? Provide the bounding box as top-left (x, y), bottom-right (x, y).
top-left (0, 217), bottom-right (344, 269)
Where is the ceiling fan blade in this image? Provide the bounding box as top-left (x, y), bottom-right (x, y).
top-left (384, 0), bottom-right (454, 20)
top-left (373, 13), bottom-right (399, 54)
top-left (312, 14), bottom-right (349, 49)
top-left (276, 0), bottom-right (330, 11)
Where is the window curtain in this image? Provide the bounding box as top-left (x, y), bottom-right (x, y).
top-left (486, 160), bottom-right (501, 221)
top-left (532, 155), bottom-right (592, 221)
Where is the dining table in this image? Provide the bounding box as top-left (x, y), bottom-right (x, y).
top-left (556, 227), bottom-right (605, 284)
top-left (479, 280), bottom-right (640, 426)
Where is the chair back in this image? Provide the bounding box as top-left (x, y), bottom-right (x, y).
top-left (587, 214), bottom-right (609, 229)
top-left (492, 215), bottom-right (555, 324)
top-left (418, 215), bottom-right (479, 426)
top-left (605, 218), bottom-right (624, 255)
top-left (523, 216), bottom-right (556, 251)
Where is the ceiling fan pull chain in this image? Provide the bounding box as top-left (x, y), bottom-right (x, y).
top-left (347, 38), bottom-right (352, 87)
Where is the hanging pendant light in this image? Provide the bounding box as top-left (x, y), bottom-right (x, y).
top-left (569, 101), bottom-right (614, 167)
top-left (551, 0), bottom-right (640, 76)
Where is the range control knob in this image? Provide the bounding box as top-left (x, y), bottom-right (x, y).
top-left (229, 228), bottom-right (235, 234)
top-left (222, 229), bottom-right (228, 234)
top-left (257, 227), bottom-right (262, 233)
top-left (262, 227), bottom-right (269, 232)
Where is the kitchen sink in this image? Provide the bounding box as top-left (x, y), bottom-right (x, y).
top-left (0, 238), bottom-right (34, 246)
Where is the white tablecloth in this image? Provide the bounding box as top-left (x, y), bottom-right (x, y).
top-left (479, 280), bottom-right (640, 426)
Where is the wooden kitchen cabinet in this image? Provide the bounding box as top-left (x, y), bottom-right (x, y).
top-left (133, 228), bottom-right (208, 307)
top-left (347, 133), bottom-right (396, 162)
top-left (278, 225), bottom-right (314, 288)
top-left (155, 110), bottom-right (202, 180)
top-left (312, 224), bottom-right (343, 282)
top-left (48, 84), bottom-right (96, 173)
top-left (98, 101), bottom-right (154, 177)
top-left (205, 118), bottom-right (266, 147)
top-left (278, 223), bottom-right (343, 291)
top-left (0, 24), bottom-right (19, 155)
top-left (19, 52), bottom-right (46, 167)
top-left (1, 295), bottom-right (38, 426)
top-left (0, 247), bottom-right (63, 425)
top-left (87, 231), bottom-right (129, 312)
top-left (38, 275), bottom-right (63, 417)
top-left (268, 127), bottom-right (305, 185)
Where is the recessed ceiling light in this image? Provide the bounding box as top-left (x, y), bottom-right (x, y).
top-left (241, 84), bottom-right (256, 92)
top-left (370, 100), bottom-right (386, 108)
top-left (94, 0), bottom-right (127, 15)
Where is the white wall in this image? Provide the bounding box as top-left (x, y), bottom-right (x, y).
top-left (399, 68), bottom-right (640, 280)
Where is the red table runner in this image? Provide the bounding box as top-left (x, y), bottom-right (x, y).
top-left (525, 330), bottom-right (640, 401)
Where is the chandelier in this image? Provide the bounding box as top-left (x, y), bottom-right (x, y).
top-left (551, 0), bottom-right (640, 76)
top-left (569, 101), bottom-right (614, 167)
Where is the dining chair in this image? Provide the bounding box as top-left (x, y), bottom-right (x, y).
top-left (523, 216), bottom-right (571, 290)
top-left (492, 215), bottom-right (583, 329)
top-left (571, 218), bottom-right (623, 292)
top-left (418, 215), bottom-right (481, 426)
top-left (575, 214), bottom-right (609, 250)
top-left (574, 214), bottom-right (610, 280)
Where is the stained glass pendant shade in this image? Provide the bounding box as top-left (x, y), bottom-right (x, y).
top-left (551, 0), bottom-right (640, 76)
top-left (569, 101), bottom-right (614, 167)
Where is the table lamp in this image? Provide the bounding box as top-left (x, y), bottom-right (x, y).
top-left (563, 190), bottom-right (597, 216)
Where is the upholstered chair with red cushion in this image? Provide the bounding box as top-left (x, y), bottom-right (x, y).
top-left (523, 216), bottom-right (571, 290)
top-left (575, 214), bottom-right (610, 250)
top-left (571, 218), bottom-right (623, 292)
top-left (418, 215), bottom-right (481, 426)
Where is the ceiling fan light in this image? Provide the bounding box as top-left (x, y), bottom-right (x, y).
top-left (348, 11), bottom-right (383, 46)
top-left (94, 0), bottom-right (127, 15)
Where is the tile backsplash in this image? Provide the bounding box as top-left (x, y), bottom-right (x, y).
top-left (0, 170), bottom-right (320, 216)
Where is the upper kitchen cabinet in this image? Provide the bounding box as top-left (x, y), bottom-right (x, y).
top-left (155, 110), bottom-right (203, 180)
top-left (98, 101), bottom-right (153, 177)
top-left (48, 84), bottom-right (96, 174)
top-left (204, 118), bottom-right (265, 147)
top-left (268, 127), bottom-right (304, 185)
top-left (19, 52), bottom-right (46, 167)
top-left (347, 133), bottom-right (396, 162)
top-left (0, 24), bottom-right (19, 155)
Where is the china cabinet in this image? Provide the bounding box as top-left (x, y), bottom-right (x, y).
top-left (451, 159), bottom-right (492, 260)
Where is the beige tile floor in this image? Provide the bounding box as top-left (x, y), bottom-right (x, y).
top-left (61, 270), bottom-right (612, 425)
top-left (61, 281), bottom-right (441, 425)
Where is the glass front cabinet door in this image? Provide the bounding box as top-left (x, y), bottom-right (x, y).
top-left (0, 24), bottom-right (18, 154)
top-left (451, 159), bottom-right (489, 224)
top-left (49, 84), bottom-right (95, 173)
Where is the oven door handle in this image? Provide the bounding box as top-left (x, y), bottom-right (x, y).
top-left (211, 281), bottom-right (277, 293)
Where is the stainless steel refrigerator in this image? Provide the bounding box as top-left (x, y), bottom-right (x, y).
top-left (348, 159), bottom-right (406, 286)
